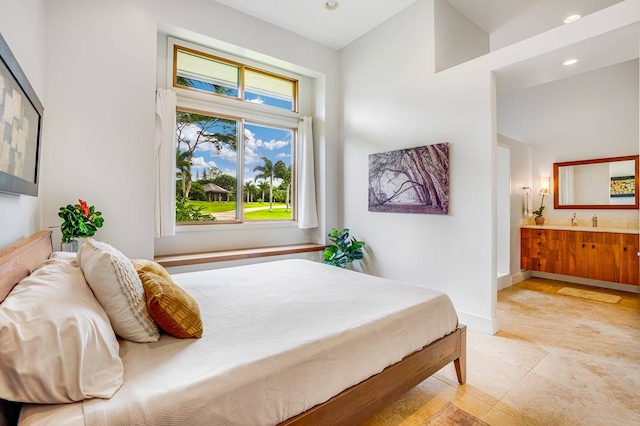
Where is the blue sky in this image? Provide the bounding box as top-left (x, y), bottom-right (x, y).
top-left (182, 119), bottom-right (293, 185)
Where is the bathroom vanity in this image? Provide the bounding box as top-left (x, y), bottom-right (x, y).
top-left (520, 225), bottom-right (639, 287)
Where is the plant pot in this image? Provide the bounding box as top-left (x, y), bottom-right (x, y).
top-left (534, 216), bottom-right (545, 226)
top-left (61, 239), bottom-right (79, 253)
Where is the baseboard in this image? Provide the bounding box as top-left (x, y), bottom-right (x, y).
top-left (456, 311), bottom-right (500, 335)
top-left (497, 270), bottom-right (532, 290)
top-left (497, 274), bottom-right (511, 290)
top-left (532, 272), bottom-right (639, 294)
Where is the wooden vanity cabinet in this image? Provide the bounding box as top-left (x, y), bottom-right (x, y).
top-left (619, 234), bottom-right (640, 286)
top-left (521, 228), bottom-right (639, 286)
top-left (520, 229), bottom-right (563, 274)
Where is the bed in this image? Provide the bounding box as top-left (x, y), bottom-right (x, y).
top-left (0, 231), bottom-right (466, 426)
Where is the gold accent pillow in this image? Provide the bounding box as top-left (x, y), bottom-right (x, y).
top-left (131, 259), bottom-right (172, 280)
top-left (137, 271), bottom-right (203, 339)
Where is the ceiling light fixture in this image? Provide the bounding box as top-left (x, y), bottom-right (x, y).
top-left (325, 1), bottom-right (339, 10)
top-left (563, 59), bottom-right (578, 66)
top-left (564, 14), bottom-right (582, 24)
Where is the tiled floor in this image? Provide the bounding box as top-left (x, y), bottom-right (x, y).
top-left (360, 278), bottom-right (640, 426)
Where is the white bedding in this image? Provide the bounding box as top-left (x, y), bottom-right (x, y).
top-left (19, 259), bottom-right (458, 426)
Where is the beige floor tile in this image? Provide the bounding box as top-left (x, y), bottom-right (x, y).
top-left (434, 348), bottom-right (528, 406)
top-left (361, 278), bottom-right (640, 426)
top-left (467, 327), bottom-right (549, 370)
top-left (495, 309), bottom-right (567, 350)
top-left (496, 371), bottom-right (640, 426)
top-left (359, 412), bottom-right (391, 426)
top-left (481, 407), bottom-right (530, 426)
top-left (532, 346), bottom-right (640, 415)
top-left (369, 377), bottom-right (451, 425)
top-left (557, 320), bottom-right (640, 362)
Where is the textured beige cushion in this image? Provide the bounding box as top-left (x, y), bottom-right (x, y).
top-left (0, 257), bottom-right (123, 403)
top-left (131, 258), bottom-right (172, 280)
top-left (77, 239), bottom-right (159, 343)
top-left (138, 270), bottom-right (203, 339)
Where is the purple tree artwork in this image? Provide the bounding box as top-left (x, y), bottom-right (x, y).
top-left (368, 143), bottom-right (449, 214)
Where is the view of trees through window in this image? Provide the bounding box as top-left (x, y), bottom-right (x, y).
top-left (175, 110), bottom-right (294, 223)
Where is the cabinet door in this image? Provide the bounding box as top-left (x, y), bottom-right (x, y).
top-left (619, 234), bottom-right (639, 286)
top-left (562, 241), bottom-right (589, 278)
top-left (588, 243), bottom-right (620, 283)
top-left (537, 249), bottom-right (562, 274)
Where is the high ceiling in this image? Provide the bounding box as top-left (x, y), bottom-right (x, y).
top-left (211, 0), bottom-right (623, 50)
top-left (210, 0), bottom-right (636, 94)
top-left (211, 0), bottom-right (420, 49)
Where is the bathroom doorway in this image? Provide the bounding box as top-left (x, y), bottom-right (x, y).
top-left (497, 144), bottom-right (511, 287)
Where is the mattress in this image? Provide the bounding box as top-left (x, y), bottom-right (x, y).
top-left (19, 259), bottom-right (458, 426)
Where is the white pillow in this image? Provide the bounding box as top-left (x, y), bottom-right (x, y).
top-left (77, 239), bottom-right (159, 343)
top-left (0, 257), bottom-right (123, 403)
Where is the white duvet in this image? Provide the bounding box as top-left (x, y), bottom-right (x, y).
top-left (19, 259), bottom-right (458, 426)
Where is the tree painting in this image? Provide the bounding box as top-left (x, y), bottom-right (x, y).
top-left (368, 143), bottom-right (449, 215)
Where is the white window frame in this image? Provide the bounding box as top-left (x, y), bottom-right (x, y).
top-left (167, 38), bottom-right (304, 229)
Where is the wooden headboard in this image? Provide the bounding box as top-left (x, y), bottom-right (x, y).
top-left (0, 230), bottom-right (52, 302)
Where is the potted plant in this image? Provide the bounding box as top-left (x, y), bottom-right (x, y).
top-left (322, 228), bottom-right (365, 268)
top-left (58, 199), bottom-right (105, 251)
top-left (533, 192), bottom-right (546, 225)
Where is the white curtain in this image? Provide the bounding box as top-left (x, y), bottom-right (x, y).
top-left (559, 167), bottom-right (574, 205)
top-left (154, 89), bottom-right (177, 237)
top-left (297, 117), bottom-right (318, 229)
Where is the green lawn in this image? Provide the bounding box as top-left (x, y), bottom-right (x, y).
top-left (186, 200), bottom-right (291, 220)
top-left (245, 207), bottom-right (292, 220)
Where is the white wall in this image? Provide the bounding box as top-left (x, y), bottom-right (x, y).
top-left (42, 0), bottom-right (340, 258)
top-left (498, 59), bottom-right (639, 222)
top-left (341, 0), bottom-right (497, 333)
top-left (340, 0), bottom-right (638, 333)
top-left (489, 0), bottom-right (624, 51)
top-left (0, 0), bottom-right (45, 247)
top-left (434, 0), bottom-right (488, 72)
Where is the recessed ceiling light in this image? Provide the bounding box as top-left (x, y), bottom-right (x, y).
top-left (563, 59), bottom-right (578, 66)
top-left (564, 14), bottom-right (582, 24)
top-left (325, 1), bottom-right (339, 10)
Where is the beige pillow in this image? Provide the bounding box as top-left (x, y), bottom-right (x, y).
top-left (0, 257), bottom-right (123, 403)
top-left (138, 270), bottom-right (203, 339)
top-left (77, 239), bottom-right (159, 343)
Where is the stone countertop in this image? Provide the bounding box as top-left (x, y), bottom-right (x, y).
top-left (521, 224), bottom-right (639, 234)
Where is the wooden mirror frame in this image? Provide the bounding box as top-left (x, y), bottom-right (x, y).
top-left (553, 155), bottom-right (639, 210)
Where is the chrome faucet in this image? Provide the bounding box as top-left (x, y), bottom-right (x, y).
top-left (571, 213), bottom-right (579, 226)
top-left (592, 214), bottom-right (598, 227)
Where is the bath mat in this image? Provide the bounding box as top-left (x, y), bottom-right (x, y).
top-left (557, 287), bottom-right (621, 304)
top-left (422, 402), bottom-right (489, 426)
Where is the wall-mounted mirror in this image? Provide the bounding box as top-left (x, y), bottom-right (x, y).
top-left (553, 155), bottom-right (639, 210)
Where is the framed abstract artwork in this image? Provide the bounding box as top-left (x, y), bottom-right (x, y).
top-left (368, 143), bottom-right (449, 214)
top-left (0, 33), bottom-right (44, 196)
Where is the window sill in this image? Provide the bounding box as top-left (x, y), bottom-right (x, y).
top-left (154, 243), bottom-right (326, 267)
top-left (174, 220), bottom-right (299, 233)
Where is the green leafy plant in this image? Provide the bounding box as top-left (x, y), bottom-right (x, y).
top-left (533, 192), bottom-right (546, 217)
top-left (322, 228), bottom-right (365, 268)
top-left (58, 199), bottom-right (104, 243)
top-left (175, 197), bottom-right (212, 222)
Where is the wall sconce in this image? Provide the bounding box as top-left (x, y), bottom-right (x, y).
top-left (540, 176), bottom-right (550, 196)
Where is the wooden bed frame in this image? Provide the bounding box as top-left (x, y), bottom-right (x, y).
top-left (0, 231), bottom-right (466, 426)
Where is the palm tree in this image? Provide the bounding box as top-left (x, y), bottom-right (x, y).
top-left (253, 156), bottom-right (286, 212)
top-left (281, 165), bottom-right (292, 212)
top-left (244, 181), bottom-right (256, 203)
top-left (256, 180), bottom-right (270, 202)
top-left (176, 149), bottom-right (193, 199)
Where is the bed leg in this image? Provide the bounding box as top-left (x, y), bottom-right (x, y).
top-left (454, 326), bottom-right (466, 384)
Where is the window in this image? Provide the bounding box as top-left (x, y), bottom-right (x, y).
top-left (174, 46), bottom-right (297, 112)
top-left (172, 42), bottom-right (299, 224)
